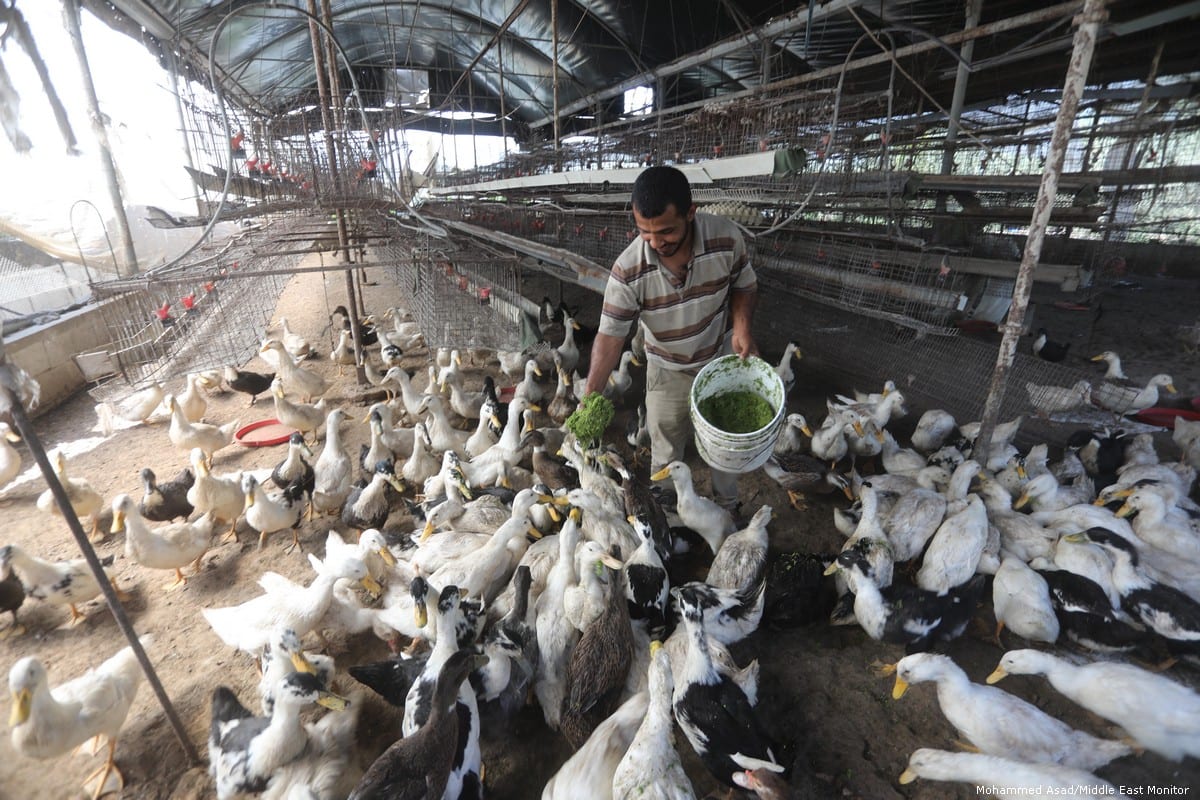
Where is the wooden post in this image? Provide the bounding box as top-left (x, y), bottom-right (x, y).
top-left (974, 0), bottom-right (1109, 449)
top-left (61, 0), bottom-right (138, 277)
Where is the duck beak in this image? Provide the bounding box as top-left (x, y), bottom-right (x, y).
top-left (532, 365), bottom-right (543, 378)
top-left (571, 320), bottom-right (581, 331)
top-left (361, 575), bottom-right (383, 598)
top-left (631, 355), bottom-right (641, 367)
top-left (1090, 354), bottom-right (1105, 362)
top-left (568, 507), bottom-right (582, 524)
top-left (1167, 383), bottom-right (1177, 394)
top-left (650, 466), bottom-right (671, 481)
top-left (244, 492), bottom-right (256, 509)
top-left (361, 412), bottom-right (371, 423)
top-left (111, 510), bottom-right (126, 534)
top-left (544, 503), bottom-right (561, 522)
top-left (1063, 532), bottom-right (1087, 544)
top-left (598, 551), bottom-right (624, 570)
top-left (985, 666), bottom-right (1008, 684)
top-left (873, 427), bottom-right (885, 443)
top-left (3, 429), bottom-right (18, 443)
top-left (526, 525), bottom-right (543, 540)
top-left (376, 546), bottom-right (396, 567)
top-left (527, 403), bottom-right (541, 413)
top-left (387, 475), bottom-right (406, 493)
top-left (649, 640), bottom-right (662, 656)
top-left (841, 483), bottom-right (855, 501)
top-left (1013, 492), bottom-right (1031, 510)
top-left (489, 414), bottom-right (501, 429)
top-left (420, 521), bottom-right (435, 542)
top-left (1095, 488), bottom-right (1131, 507)
top-left (892, 676), bottom-right (910, 699)
top-left (315, 690), bottom-right (349, 711)
top-left (852, 420), bottom-right (865, 438)
top-left (898, 768), bottom-right (918, 785)
top-left (415, 603), bottom-right (428, 628)
top-left (1016, 464), bottom-right (1027, 479)
top-left (9, 688), bottom-right (31, 726)
top-left (1115, 503), bottom-right (1134, 518)
top-left (523, 416), bottom-right (535, 433)
top-left (823, 562), bottom-right (839, 576)
top-left (801, 424), bottom-right (813, 437)
top-left (290, 651), bottom-right (318, 674)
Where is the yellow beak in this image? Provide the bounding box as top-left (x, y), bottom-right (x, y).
top-left (898, 768), bottom-right (917, 785)
top-left (291, 651), bottom-right (318, 674)
top-left (801, 424), bottom-right (813, 437)
top-left (376, 547), bottom-right (396, 567)
top-left (545, 504), bottom-right (561, 522)
top-left (361, 575), bottom-right (383, 598)
top-left (1090, 354), bottom-right (1106, 362)
top-left (3, 429), bottom-right (19, 443)
top-left (415, 604), bottom-right (428, 628)
top-left (1116, 503), bottom-right (1134, 518)
top-left (526, 525), bottom-right (543, 540)
top-left (1016, 464), bottom-right (1027, 480)
top-left (10, 688), bottom-right (31, 726)
top-left (1167, 383), bottom-right (1177, 394)
top-left (649, 640), bottom-right (662, 656)
top-left (532, 365), bottom-right (543, 378)
top-left (420, 521), bottom-right (435, 542)
top-left (111, 510), bottom-right (126, 534)
top-left (244, 492), bottom-right (256, 509)
top-left (315, 691), bottom-right (349, 711)
top-left (650, 466), bottom-right (671, 481)
top-left (823, 562), bottom-right (839, 576)
top-left (985, 666), bottom-right (1008, 685)
top-left (1013, 493), bottom-right (1031, 510)
top-left (892, 677), bottom-right (909, 699)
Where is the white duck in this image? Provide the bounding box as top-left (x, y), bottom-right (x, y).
top-left (312, 409), bottom-right (353, 516)
top-left (0, 545), bottom-right (120, 625)
top-left (36, 450), bottom-right (104, 539)
top-left (186, 447), bottom-right (244, 539)
top-left (651, 461), bottom-right (735, 555)
top-left (535, 511), bottom-right (583, 730)
top-left (1026, 380), bottom-right (1091, 416)
top-left (0, 422), bottom-right (20, 490)
top-left (1092, 373), bottom-right (1176, 415)
top-left (260, 340), bottom-right (328, 402)
top-left (774, 341), bottom-right (801, 393)
top-left (241, 474), bottom-right (304, 550)
top-left (899, 749), bottom-right (1117, 795)
top-left (401, 423), bottom-right (439, 487)
top-left (417, 393), bottom-right (469, 457)
top-left (95, 382), bottom-right (164, 435)
top-left (513, 359), bottom-right (545, 404)
top-left (992, 554), bottom-right (1060, 645)
top-left (1089, 350), bottom-right (1128, 380)
top-left (329, 329), bottom-right (355, 373)
top-left (178, 373), bottom-right (208, 423)
top-left (277, 316), bottom-right (313, 359)
top-left (166, 394), bottom-right (238, 465)
top-left (111, 493), bottom-right (213, 590)
top-left (891, 653), bottom-right (1131, 769)
top-left (542, 691), bottom-right (649, 800)
top-left (910, 408), bottom-right (957, 454)
top-left (1014, 473), bottom-right (1094, 513)
top-left (916, 494), bottom-right (988, 594)
top-left (202, 553), bottom-right (378, 654)
top-left (555, 313), bottom-right (583, 374)
top-left (9, 639), bottom-right (148, 799)
top-left (989, 649), bottom-right (1200, 761)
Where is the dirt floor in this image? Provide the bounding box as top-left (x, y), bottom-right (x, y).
top-left (1, 257), bottom-right (1199, 800)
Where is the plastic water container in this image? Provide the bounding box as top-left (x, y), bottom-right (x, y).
top-left (689, 354), bottom-right (786, 474)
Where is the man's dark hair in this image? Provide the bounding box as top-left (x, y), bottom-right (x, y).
top-left (631, 165), bottom-right (692, 218)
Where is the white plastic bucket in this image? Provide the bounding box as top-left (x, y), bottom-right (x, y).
top-left (689, 355), bottom-right (786, 474)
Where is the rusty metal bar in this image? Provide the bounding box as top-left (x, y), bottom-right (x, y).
top-left (62, 0), bottom-right (138, 277)
top-left (975, 0), bottom-right (1108, 449)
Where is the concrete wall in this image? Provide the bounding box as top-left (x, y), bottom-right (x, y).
top-left (6, 302), bottom-right (113, 417)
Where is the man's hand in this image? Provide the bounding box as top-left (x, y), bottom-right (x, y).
top-left (732, 327), bottom-right (759, 359)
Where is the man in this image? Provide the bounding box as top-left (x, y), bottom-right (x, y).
top-left (583, 165), bottom-right (758, 510)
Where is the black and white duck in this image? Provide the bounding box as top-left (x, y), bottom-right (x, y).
top-left (1032, 327), bottom-right (1070, 362)
top-left (209, 672), bottom-right (348, 800)
top-left (258, 626), bottom-right (335, 715)
top-left (1031, 560), bottom-right (1148, 654)
top-left (272, 431), bottom-right (315, 504)
top-left (138, 465), bottom-right (194, 522)
top-left (672, 583), bottom-right (783, 788)
top-left (473, 565), bottom-right (538, 719)
top-left (624, 515), bottom-right (670, 638)
top-left (223, 365), bottom-right (274, 406)
top-left (669, 579), bottom-right (764, 647)
top-left (342, 459), bottom-right (404, 533)
top-left (349, 650), bottom-right (482, 800)
top-left (762, 452), bottom-right (851, 511)
top-left (824, 546), bottom-right (984, 653)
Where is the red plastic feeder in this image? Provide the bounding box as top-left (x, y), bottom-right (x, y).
top-left (235, 418), bottom-right (300, 447)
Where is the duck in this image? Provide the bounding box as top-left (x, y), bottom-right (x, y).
top-left (400, 587), bottom-right (483, 800)
top-left (774, 342), bottom-right (801, 393)
top-left (899, 749), bottom-right (1116, 794)
top-left (1033, 561), bottom-right (1148, 653)
top-left (529, 428), bottom-right (578, 491)
top-left (178, 372), bottom-right (208, 422)
top-left (260, 339), bottom-right (328, 402)
top-left (0, 567), bottom-right (24, 638)
top-left (427, 491), bottom-right (542, 602)
top-left (542, 690), bottom-right (650, 800)
top-left (890, 653), bottom-right (1131, 768)
top-left (9, 638), bottom-right (148, 800)
top-left (707, 504), bottom-right (771, 594)
top-left (824, 546), bottom-right (984, 652)
top-left (555, 312), bottom-right (583, 374)
top-left (203, 552), bottom-right (378, 653)
top-left (1014, 473), bottom-right (1095, 513)
top-left (1092, 373), bottom-right (1176, 415)
top-left (473, 565), bottom-right (538, 717)
top-left (916, 494), bottom-right (988, 594)
top-left (112, 493), bottom-right (213, 590)
top-left (0, 421), bottom-right (21, 489)
top-left (312, 409), bottom-right (354, 516)
top-left (772, 413), bottom-right (811, 458)
top-left (839, 486), bottom-right (894, 590)
top-left (512, 359), bottom-right (544, 404)
top-left (809, 409), bottom-right (852, 464)
top-left (223, 365), bottom-right (274, 405)
top-left (272, 432), bottom-right (316, 508)
top-left (349, 650), bottom-right (481, 800)
top-left (1032, 327), bottom-right (1070, 362)
top-left (271, 377), bottom-right (327, 439)
top-left (762, 452), bottom-right (851, 511)
top-left (562, 552), bottom-right (635, 749)
top-left (670, 579), bottom-right (764, 647)
top-left (277, 316), bottom-right (314, 359)
top-left (242, 473), bottom-right (305, 550)
top-left (359, 411), bottom-right (396, 476)
top-left (988, 649), bottom-right (1200, 761)
top-left (1090, 350), bottom-right (1128, 380)
top-left (881, 481), bottom-right (947, 564)
top-left (182, 449), bottom-right (242, 538)
top-left (992, 554), bottom-right (1059, 645)
top-left (879, 430), bottom-right (926, 476)
top-left (548, 364), bottom-right (578, 425)
top-left (342, 459), bottom-right (404, 533)
top-left (1066, 527), bottom-right (1200, 660)
top-left (325, 529), bottom-right (397, 585)
top-left (417, 393), bottom-right (470, 457)
top-left (535, 510), bottom-right (583, 730)
top-left (166, 394), bottom-right (238, 465)
top-left (439, 369), bottom-right (485, 422)
top-left (651, 461), bottom-right (735, 555)
top-left (95, 381), bottom-right (164, 435)
top-left (624, 515), bottom-right (670, 638)
top-left (260, 687), bottom-right (361, 800)
top-left (0, 544), bottom-right (119, 625)
top-left (1174, 416), bottom-right (1200, 470)
top-left (209, 672), bottom-right (347, 800)
top-left (464, 410), bottom-right (499, 459)
top-left (139, 465), bottom-right (194, 523)
top-left (1025, 380), bottom-right (1091, 416)
top-left (1115, 488), bottom-right (1200, 570)
top-left (36, 450), bottom-right (104, 539)
top-left (329, 329), bottom-right (356, 374)
top-left (383, 367), bottom-right (426, 422)
top-left (258, 626), bottom-right (335, 715)
top-left (672, 583), bottom-right (782, 788)
top-left (611, 640), bottom-right (697, 800)
top-left (910, 408), bottom-right (958, 454)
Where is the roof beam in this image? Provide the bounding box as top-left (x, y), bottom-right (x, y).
top-left (527, 0), bottom-right (867, 128)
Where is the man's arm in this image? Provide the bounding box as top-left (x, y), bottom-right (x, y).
top-left (730, 288), bottom-right (759, 358)
top-left (583, 331), bottom-right (626, 396)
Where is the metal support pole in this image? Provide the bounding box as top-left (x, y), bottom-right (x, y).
top-left (936, 0), bottom-right (982, 215)
top-left (166, 53), bottom-right (205, 216)
top-left (61, 0), bottom-right (138, 277)
top-left (0, 344), bottom-right (201, 769)
top-left (975, 0), bottom-right (1108, 449)
top-left (551, 0), bottom-right (561, 160)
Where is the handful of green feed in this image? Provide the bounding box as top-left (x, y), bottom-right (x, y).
top-left (565, 392), bottom-right (615, 447)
